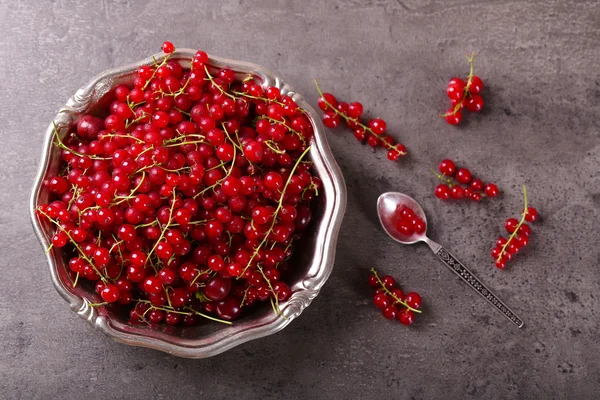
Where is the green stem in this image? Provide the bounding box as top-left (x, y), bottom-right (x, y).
top-left (38, 209), bottom-right (107, 283)
top-left (443, 52), bottom-right (476, 117)
top-left (240, 146), bottom-right (311, 276)
top-left (204, 65), bottom-right (237, 100)
top-left (496, 185), bottom-right (528, 262)
top-left (52, 122), bottom-right (110, 160)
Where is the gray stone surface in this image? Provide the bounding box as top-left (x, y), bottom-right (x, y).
top-left (1, 0), bottom-right (599, 398)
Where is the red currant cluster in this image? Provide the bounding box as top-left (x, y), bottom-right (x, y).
top-left (433, 159), bottom-right (499, 202)
top-left (443, 53), bottom-right (484, 125)
top-left (38, 41), bottom-right (320, 326)
top-left (314, 81), bottom-right (407, 161)
top-left (492, 186), bottom-right (538, 269)
top-left (368, 268), bottom-right (422, 325)
top-left (395, 205), bottom-right (426, 237)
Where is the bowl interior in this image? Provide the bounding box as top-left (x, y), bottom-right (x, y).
top-left (31, 50), bottom-right (345, 357)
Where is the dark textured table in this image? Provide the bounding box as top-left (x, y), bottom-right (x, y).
top-left (2, 1), bottom-right (599, 399)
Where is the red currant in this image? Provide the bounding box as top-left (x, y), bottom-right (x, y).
top-left (398, 309), bottom-right (414, 326)
top-left (439, 159), bottom-right (456, 176)
top-left (468, 76), bottom-right (483, 95)
top-left (162, 41), bottom-right (175, 54)
top-left (465, 94), bottom-right (484, 112)
top-left (435, 184), bottom-right (451, 200)
top-left (445, 109), bottom-right (462, 125)
top-left (524, 207), bottom-right (538, 223)
top-left (505, 218), bottom-right (519, 234)
top-left (455, 168), bottom-right (472, 184)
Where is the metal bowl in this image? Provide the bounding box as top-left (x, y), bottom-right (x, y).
top-left (29, 49), bottom-right (346, 358)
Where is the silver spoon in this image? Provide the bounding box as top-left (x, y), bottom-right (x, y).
top-left (377, 192), bottom-right (524, 328)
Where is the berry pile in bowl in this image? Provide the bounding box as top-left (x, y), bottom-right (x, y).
top-left (29, 43), bottom-right (346, 358)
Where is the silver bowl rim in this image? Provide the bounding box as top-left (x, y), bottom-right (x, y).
top-left (29, 49), bottom-right (347, 358)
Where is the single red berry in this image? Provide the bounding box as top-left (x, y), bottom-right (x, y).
top-left (404, 292), bottom-right (422, 309)
top-left (502, 251), bottom-right (513, 262)
top-left (381, 275), bottom-right (395, 290)
top-left (471, 192), bottom-right (482, 202)
top-left (468, 76), bottom-right (484, 95)
top-left (445, 109), bottom-right (462, 125)
top-left (518, 224), bottom-right (532, 237)
top-left (353, 128), bottom-right (366, 141)
top-left (387, 144), bottom-right (406, 161)
top-left (435, 184), bottom-right (451, 200)
top-left (52, 232), bottom-right (68, 247)
top-left (382, 306), bottom-right (398, 320)
top-left (347, 102), bottom-right (363, 119)
top-left (398, 309), bottom-right (415, 326)
top-left (101, 284), bottom-right (120, 303)
top-left (515, 233), bottom-right (529, 247)
top-left (397, 219), bottom-right (414, 236)
top-left (524, 207), bottom-right (538, 223)
top-left (438, 159), bottom-right (456, 176)
top-left (451, 186), bottom-right (464, 200)
top-left (465, 94), bottom-right (484, 112)
top-left (496, 237), bottom-right (508, 248)
top-left (412, 218), bottom-right (426, 234)
top-left (367, 118), bottom-right (386, 135)
top-left (391, 288), bottom-right (405, 301)
top-left (162, 41), bottom-right (175, 54)
top-left (450, 97), bottom-right (465, 110)
top-left (470, 179), bottom-right (483, 191)
top-left (317, 93), bottom-right (337, 111)
top-left (491, 247), bottom-right (502, 259)
top-left (398, 206), bottom-right (415, 221)
top-left (455, 168), bottom-right (472, 184)
top-left (507, 241), bottom-right (520, 254)
top-left (335, 102), bottom-right (349, 115)
top-left (143, 276), bottom-right (163, 295)
top-left (495, 259), bottom-right (507, 269)
top-left (446, 83), bottom-right (465, 101)
top-left (322, 111), bottom-right (340, 128)
top-left (484, 183), bottom-right (499, 197)
top-left (374, 293), bottom-right (391, 309)
top-left (366, 134), bottom-right (379, 147)
top-left (448, 77), bottom-right (465, 87)
top-left (505, 218), bottom-right (519, 234)
top-left (368, 274), bottom-right (379, 288)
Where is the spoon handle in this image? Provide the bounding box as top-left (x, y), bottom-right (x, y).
top-left (433, 246), bottom-right (524, 328)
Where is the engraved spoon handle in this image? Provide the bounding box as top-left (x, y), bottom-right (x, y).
top-left (432, 245), bottom-right (524, 328)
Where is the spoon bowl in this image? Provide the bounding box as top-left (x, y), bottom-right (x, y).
top-left (377, 192), bottom-right (427, 245)
top-left (376, 191), bottom-right (524, 328)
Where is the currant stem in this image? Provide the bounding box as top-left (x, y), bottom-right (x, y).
top-left (496, 185), bottom-right (528, 262)
top-left (431, 169), bottom-right (455, 186)
top-left (256, 264), bottom-right (282, 317)
top-left (263, 116), bottom-right (307, 145)
top-left (240, 146), bottom-right (311, 276)
top-left (145, 190), bottom-right (177, 263)
top-left (442, 52), bottom-right (476, 117)
top-left (370, 268), bottom-right (421, 314)
top-left (52, 122), bottom-right (110, 160)
top-left (204, 65), bottom-right (237, 100)
top-left (142, 53), bottom-right (172, 91)
top-left (38, 208), bottom-right (107, 283)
